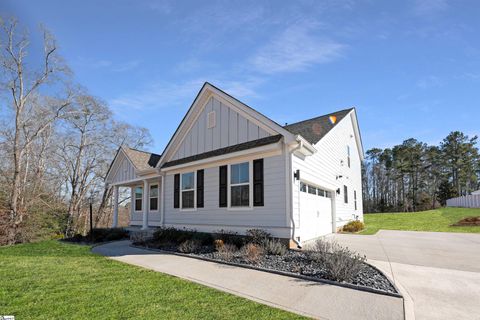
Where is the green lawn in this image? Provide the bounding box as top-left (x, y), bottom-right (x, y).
top-left (361, 207), bottom-right (480, 235)
top-left (0, 241), bottom-right (305, 320)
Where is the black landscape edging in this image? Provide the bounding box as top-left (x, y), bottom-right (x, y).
top-left (130, 244), bottom-right (403, 299)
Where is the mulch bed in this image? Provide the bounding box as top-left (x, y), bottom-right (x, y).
top-left (451, 216), bottom-right (480, 226)
top-left (137, 242), bottom-right (398, 295)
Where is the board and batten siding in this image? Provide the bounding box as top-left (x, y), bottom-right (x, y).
top-left (292, 112), bottom-right (363, 236)
top-left (107, 151), bottom-right (138, 184)
top-left (163, 154), bottom-right (289, 237)
top-left (171, 97), bottom-right (270, 161)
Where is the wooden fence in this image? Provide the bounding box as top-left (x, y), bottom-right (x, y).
top-left (447, 195), bottom-right (480, 208)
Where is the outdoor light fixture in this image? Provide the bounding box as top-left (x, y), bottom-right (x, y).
top-left (336, 188), bottom-right (341, 195)
top-left (294, 169), bottom-right (300, 181)
top-left (336, 175), bottom-right (343, 180)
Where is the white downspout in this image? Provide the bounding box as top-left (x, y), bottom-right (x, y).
top-left (289, 139), bottom-right (303, 248)
top-left (160, 173), bottom-right (165, 226)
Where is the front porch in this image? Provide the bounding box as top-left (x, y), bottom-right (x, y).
top-left (111, 176), bottom-right (163, 230)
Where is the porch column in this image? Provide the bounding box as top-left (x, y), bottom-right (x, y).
top-left (142, 179), bottom-right (149, 230)
top-left (112, 185), bottom-right (119, 228)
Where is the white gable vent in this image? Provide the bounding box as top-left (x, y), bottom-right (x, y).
top-left (207, 111), bottom-right (216, 129)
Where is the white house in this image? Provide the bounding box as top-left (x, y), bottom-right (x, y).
top-left (105, 82), bottom-right (364, 246)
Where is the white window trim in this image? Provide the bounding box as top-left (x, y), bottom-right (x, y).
top-left (180, 171), bottom-right (196, 211)
top-left (149, 183), bottom-right (159, 212)
top-left (227, 160), bottom-right (253, 210)
top-left (134, 186), bottom-right (143, 212)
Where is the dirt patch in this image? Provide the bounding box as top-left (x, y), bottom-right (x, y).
top-left (452, 216), bottom-right (480, 226)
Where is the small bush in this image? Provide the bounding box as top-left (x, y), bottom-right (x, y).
top-left (87, 228), bottom-right (128, 242)
top-left (246, 228), bottom-right (271, 245)
top-left (153, 227), bottom-right (194, 244)
top-left (342, 220), bottom-right (365, 233)
top-left (214, 229), bottom-right (245, 248)
top-left (216, 243), bottom-right (237, 261)
top-left (214, 239), bottom-right (224, 250)
top-left (310, 239), bottom-right (366, 282)
top-left (241, 243), bottom-right (264, 263)
top-left (262, 239), bottom-right (287, 255)
top-left (192, 232), bottom-right (214, 246)
top-left (178, 239), bottom-right (202, 253)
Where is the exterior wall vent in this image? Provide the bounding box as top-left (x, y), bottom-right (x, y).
top-left (207, 111), bottom-right (216, 129)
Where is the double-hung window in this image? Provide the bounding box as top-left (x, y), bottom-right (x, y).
top-left (150, 184), bottom-right (158, 211)
top-left (134, 186), bottom-right (143, 211)
top-left (181, 172), bottom-right (195, 209)
top-left (230, 162), bottom-right (250, 207)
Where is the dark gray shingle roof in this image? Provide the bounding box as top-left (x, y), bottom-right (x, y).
top-left (283, 108), bottom-right (353, 145)
top-left (162, 134), bottom-right (283, 168)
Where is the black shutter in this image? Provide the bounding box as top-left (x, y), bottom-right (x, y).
top-left (253, 159), bottom-right (264, 206)
top-left (197, 170), bottom-right (204, 208)
top-left (219, 165), bottom-right (227, 207)
top-left (174, 174), bottom-right (180, 208)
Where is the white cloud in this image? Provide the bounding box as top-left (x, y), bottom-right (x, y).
top-left (109, 76), bottom-right (263, 114)
top-left (250, 22), bottom-right (345, 74)
top-left (417, 75), bottom-right (443, 89)
top-left (412, 0), bottom-right (448, 16)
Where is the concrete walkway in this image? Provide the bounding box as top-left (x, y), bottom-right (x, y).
top-left (93, 241), bottom-right (404, 320)
top-left (333, 230), bottom-right (480, 320)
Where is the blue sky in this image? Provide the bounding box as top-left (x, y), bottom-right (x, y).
top-left (2, 0), bottom-right (479, 152)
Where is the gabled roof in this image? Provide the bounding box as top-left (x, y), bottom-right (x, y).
top-left (157, 82), bottom-right (298, 167)
top-left (284, 108), bottom-right (354, 145)
top-left (162, 134), bottom-right (283, 168)
top-left (123, 147), bottom-right (161, 171)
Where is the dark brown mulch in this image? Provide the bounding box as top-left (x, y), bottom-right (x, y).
top-left (451, 216), bottom-right (480, 226)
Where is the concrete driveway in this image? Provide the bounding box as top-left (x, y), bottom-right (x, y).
top-left (332, 230), bottom-right (480, 320)
top-left (93, 241), bottom-right (404, 320)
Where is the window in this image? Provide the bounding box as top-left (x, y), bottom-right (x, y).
top-left (325, 190), bottom-right (332, 198)
top-left (230, 162), bottom-right (249, 207)
top-left (181, 172), bottom-right (195, 209)
top-left (134, 186), bottom-right (143, 211)
top-left (300, 182), bottom-right (307, 192)
top-left (317, 188), bottom-right (325, 197)
top-left (344, 185), bottom-right (348, 203)
top-left (347, 145), bottom-right (351, 168)
top-left (150, 184), bottom-right (158, 211)
top-left (354, 190), bottom-right (357, 210)
top-left (308, 185), bottom-right (317, 195)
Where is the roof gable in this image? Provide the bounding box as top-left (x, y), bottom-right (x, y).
top-left (105, 147), bottom-right (160, 184)
top-left (158, 82), bottom-right (296, 166)
top-left (123, 147), bottom-right (161, 171)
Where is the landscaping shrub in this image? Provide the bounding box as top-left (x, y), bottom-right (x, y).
top-left (310, 239), bottom-right (366, 282)
top-left (214, 239), bottom-right (224, 250)
top-left (241, 243), bottom-right (264, 263)
top-left (246, 228), bottom-right (271, 245)
top-left (342, 220), bottom-right (365, 233)
top-left (262, 239), bottom-right (287, 256)
top-left (86, 228), bottom-right (128, 242)
top-left (153, 227), bottom-right (213, 246)
top-left (214, 229), bottom-right (245, 248)
top-left (192, 232), bottom-right (214, 246)
top-left (178, 239), bottom-right (202, 253)
top-left (215, 243), bottom-right (237, 261)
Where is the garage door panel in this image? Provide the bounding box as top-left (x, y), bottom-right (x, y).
top-left (299, 182), bottom-right (333, 241)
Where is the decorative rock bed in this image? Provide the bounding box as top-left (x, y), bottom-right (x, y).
top-left (136, 242), bottom-right (399, 296)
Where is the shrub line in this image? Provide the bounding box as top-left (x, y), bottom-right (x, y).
top-left (129, 243), bottom-right (403, 299)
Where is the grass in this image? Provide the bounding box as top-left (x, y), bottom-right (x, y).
top-left (360, 207), bottom-right (480, 235)
top-left (0, 241), bottom-right (305, 320)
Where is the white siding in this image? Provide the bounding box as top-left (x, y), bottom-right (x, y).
top-left (292, 113), bottom-right (363, 240)
top-left (163, 154), bottom-right (289, 238)
top-left (130, 179), bottom-right (162, 225)
top-left (171, 97), bottom-right (271, 160)
top-left (107, 152), bottom-right (138, 184)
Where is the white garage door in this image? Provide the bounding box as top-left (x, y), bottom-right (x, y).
top-left (300, 182), bottom-right (333, 241)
